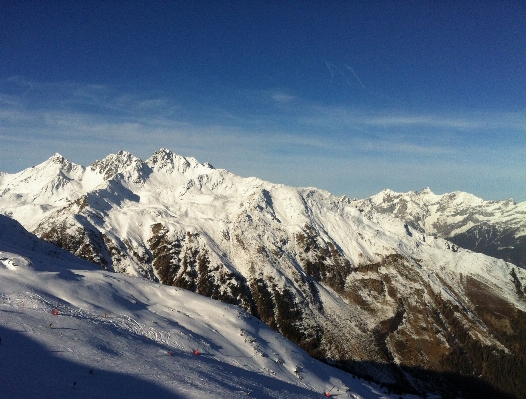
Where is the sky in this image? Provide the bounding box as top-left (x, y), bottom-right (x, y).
top-left (1, 1), bottom-right (525, 201)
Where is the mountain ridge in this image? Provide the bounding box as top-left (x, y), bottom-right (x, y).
top-left (351, 187), bottom-right (526, 268)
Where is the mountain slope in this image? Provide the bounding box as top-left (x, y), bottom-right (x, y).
top-left (0, 214), bottom-right (398, 399)
top-left (1, 149), bottom-right (526, 398)
top-left (351, 188), bottom-right (526, 268)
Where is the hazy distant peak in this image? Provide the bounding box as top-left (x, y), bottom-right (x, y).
top-left (438, 190), bottom-right (484, 206)
top-left (418, 187), bottom-right (433, 195)
top-left (378, 188), bottom-right (396, 195)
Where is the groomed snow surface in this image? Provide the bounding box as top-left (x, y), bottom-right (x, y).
top-left (0, 223), bottom-right (422, 399)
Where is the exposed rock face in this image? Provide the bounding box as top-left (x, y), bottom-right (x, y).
top-left (1, 150), bottom-right (525, 398)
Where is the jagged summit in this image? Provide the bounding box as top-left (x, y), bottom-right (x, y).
top-left (49, 152), bottom-right (67, 163)
top-left (39, 152), bottom-right (82, 174)
top-left (418, 187), bottom-right (433, 194)
top-left (147, 148), bottom-right (209, 174)
top-left (89, 150), bottom-right (147, 180)
top-left (38, 149), bottom-right (216, 183)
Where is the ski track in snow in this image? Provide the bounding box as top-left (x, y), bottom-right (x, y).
top-left (0, 261), bottom-right (411, 399)
top-left (0, 293), bottom-right (295, 398)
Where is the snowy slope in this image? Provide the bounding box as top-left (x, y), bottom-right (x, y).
top-left (1, 149), bottom-right (526, 398)
top-left (351, 188), bottom-right (526, 268)
top-left (0, 215), bottom-right (407, 399)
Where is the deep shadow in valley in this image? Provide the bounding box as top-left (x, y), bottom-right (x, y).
top-left (327, 359), bottom-right (520, 399)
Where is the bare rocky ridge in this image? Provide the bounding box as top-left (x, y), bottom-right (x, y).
top-left (1, 149), bottom-right (525, 398)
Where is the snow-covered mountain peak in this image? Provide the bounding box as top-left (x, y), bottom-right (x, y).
top-left (438, 190), bottom-right (485, 208)
top-left (147, 148), bottom-right (187, 169)
top-left (0, 154), bottom-right (85, 208)
top-left (352, 187), bottom-right (526, 268)
top-left (368, 187), bottom-right (488, 209)
top-left (37, 152), bottom-right (84, 176)
top-left (419, 187), bottom-right (432, 194)
top-left (378, 188), bottom-right (396, 195)
top-left (147, 148), bottom-right (211, 175)
top-left (89, 150), bottom-right (148, 181)
top-left (49, 152), bottom-right (67, 164)
top-left (413, 187), bottom-right (442, 200)
top-left (41, 153), bottom-right (76, 171)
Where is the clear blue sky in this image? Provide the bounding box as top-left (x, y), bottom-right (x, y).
top-left (1, 1), bottom-right (525, 201)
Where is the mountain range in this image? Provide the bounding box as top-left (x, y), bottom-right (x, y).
top-left (1, 149), bottom-right (525, 398)
top-left (351, 188), bottom-right (526, 269)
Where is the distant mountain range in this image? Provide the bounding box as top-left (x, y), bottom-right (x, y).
top-left (352, 188), bottom-right (526, 269)
top-left (1, 149), bottom-right (525, 398)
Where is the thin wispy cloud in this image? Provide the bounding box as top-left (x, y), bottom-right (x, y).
top-left (325, 62), bottom-right (353, 87)
top-left (353, 137), bottom-right (456, 156)
top-left (271, 92), bottom-right (296, 103)
top-left (344, 65), bottom-right (365, 89)
top-left (365, 115), bottom-right (482, 130)
top-left (0, 100), bottom-right (456, 159)
top-left (300, 105), bottom-right (526, 133)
